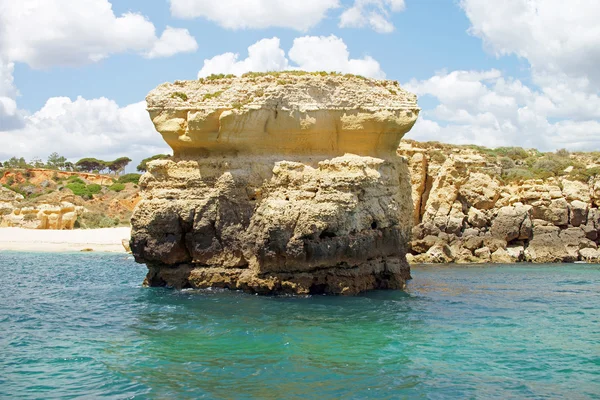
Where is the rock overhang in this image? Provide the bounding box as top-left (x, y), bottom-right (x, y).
top-left (146, 72), bottom-right (420, 157)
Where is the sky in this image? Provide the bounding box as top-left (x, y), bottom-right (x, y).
top-left (1, 0), bottom-right (600, 166)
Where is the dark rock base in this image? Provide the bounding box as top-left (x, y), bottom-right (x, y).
top-left (144, 257), bottom-right (411, 296)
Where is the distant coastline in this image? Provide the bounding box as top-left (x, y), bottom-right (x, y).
top-left (0, 227), bottom-right (130, 253)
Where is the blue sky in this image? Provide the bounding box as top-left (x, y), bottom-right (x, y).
top-left (1, 0), bottom-right (600, 165)
top-left (15, 1), bottom-right (520, 112)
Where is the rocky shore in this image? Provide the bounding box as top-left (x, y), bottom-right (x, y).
top-left (131, 72), bottom-right (420, 294)
top-left (399, 140), bottom-right (600, 263)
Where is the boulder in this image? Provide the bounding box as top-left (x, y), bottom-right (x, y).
top-left (491, 248), bottom-right (514, 263)
top-left (490, 205), bottom-right (532, 242)
top-left (410, 235), bottom-right (440, 254)
top-left (474, 246), bottom-right (491, 261)
top-left (525, 225), bottom-right (575, 263)
top-left (458, 172), bottom-right (501, 210)
top-left (532, 198), bottom-right (569, 226)
top-left (579, 248), bottom-right (600, 262)
top-left (426, 243), bottom-right (454, 263)
top-left (569, 200), bottom-right (588, 227)
top-left (467, 207), bottom-right (488, 228)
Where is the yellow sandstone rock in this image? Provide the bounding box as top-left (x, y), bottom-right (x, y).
top-left (132, 72), bottom-right (420, 295)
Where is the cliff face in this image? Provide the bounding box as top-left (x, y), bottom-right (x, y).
top-left (398, 140), bottom-right (600, 263)
top-left (131, 73), bottom-right (420, 295)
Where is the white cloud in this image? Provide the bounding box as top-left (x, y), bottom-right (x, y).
top-left (0, 0), bottom-right (198, 68)
top-left (0, 97), bottom-right (169, 163)
top-left (169, 0), bottom-right (339, 31)
top-left (0, 60), bottom-right (24, 130)
top-left (460, 0), bottom-right (600, 92)
top-left (198, 38), bottom-right (289, 78)
top-left (404, 69), bottom-right (600, 151)
top-left (198, 35), bottom-right (385, 79)
top-left (144, 26), bottom-right (198, 59)
top-left (339, 0), bottom-right (406, 33)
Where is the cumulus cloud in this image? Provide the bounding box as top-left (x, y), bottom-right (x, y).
top-left (0, 60), bottom-right (25, 131)
top-left (0, 0), bottom-right (198, 68)
top-left (404, 69), bottom-right (600, 151)
top-left (460, 0), bottom-right (600, 92)
top-left (339, 0), bottom-right (406, 33)
top-left (0, 97), bottom-right (170, 163)
top-left (169, 0), bottom-right (339, 31)
top-left (198, 35), bottom-right (385, 79)
top-left (144, 26), bottom-right (198, 59)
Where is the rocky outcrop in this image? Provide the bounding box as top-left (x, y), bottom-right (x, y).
top-left (1, 201), bottom-right (85, 229)
top-left (400, 140), bottom-right (600, 263)
top-left (131, 72), bottom-right (419, 294)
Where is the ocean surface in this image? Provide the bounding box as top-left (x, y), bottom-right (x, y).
top-left (0, 252), bottom-right (598, 399)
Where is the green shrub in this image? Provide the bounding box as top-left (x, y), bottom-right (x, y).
top-left (86, 184), bottom-right (102, 195)
top-left (502, 167), bottom-right (553, 182)
top-left (430, 150), bottom-right (447, 164)
top-left (66, 182), bottom-right (89, 197)
top-left (67, 176), bottom-right (85, 184)
top-left (493, 147), bottom-right (530, 160)
top-left (117, 173), bottom-right (141, 184)
top-left (109, 183), bottom-right (126, 192)
top-left (501, 168), bottom-right (537, 182)
top-left (532, 155), bottom-right (572, 176)
top-left (203, 91), bottom-right (223, 100)
top-left (568, 166), bottom-right (600, 182)
top-left (204, 73), bottom-right (236, 81)
top-left (23, 213), bottom-right (37, 221)
top-left (78, 212), bottom-right (119, 229)
top-left (555, 148), bottom-right (570, 157)
top-left (499, 156), bottom-right (516, 170)
top-left (171, 92), bottom-right (188, 101)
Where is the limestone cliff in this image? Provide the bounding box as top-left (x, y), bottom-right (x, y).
top-left (131, 72), bottom-right (420, 294)
top-left (399, 140), bottom-right (600, 263)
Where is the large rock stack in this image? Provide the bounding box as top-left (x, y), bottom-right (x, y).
top-left (131, 72), bottom-right (420, 294)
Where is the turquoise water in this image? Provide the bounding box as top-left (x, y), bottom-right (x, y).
top-left (0, 253), bottom-right (598, 399)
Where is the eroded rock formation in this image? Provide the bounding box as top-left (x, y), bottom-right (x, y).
top-left (131, 73), bottom-right (420, 294)
top-left (399, 140), bottom-right (600, 263)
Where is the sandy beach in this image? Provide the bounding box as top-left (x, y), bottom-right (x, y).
top-left (0, 227), bottom-right (131, 253)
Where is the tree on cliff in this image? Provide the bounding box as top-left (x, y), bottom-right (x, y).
top-left (75, 158), bottom-right (106, 173)
top-left (107, 157), bottom-right (132, 174)
top-left (47, 152), bottom-right (67, 170)
top-left (137, 154), bottom-right (170, 172)
top-left (3, 157), bottom-right (31, 169)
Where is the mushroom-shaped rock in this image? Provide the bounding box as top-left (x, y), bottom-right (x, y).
top-left (132, 72), bottom-right (419, 295)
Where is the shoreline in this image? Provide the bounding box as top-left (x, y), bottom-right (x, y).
top-left (0, 227), bottom-right (131, 253)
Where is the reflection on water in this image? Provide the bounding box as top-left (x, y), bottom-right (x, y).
top-left (0, 253), bottom-right (598, 399)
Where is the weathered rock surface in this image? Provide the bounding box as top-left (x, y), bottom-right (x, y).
top-left (132, 73), bottom-right (419, 294)
top-left (400, 140), bottom-right (600, 263)
top-left (1, 201), bottom-right (85, 229)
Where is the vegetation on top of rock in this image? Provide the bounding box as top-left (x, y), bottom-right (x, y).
top-left (74, 157), bottom-right (131, 174)
top-left (239, 71), bottom-right (369, 80)
top-left (65, 181), bottom-right (103, 199)
top-left (109, 183), bottom-right (126, 192)
top-left (202, 90), bottom-right (223, 100)
top-left (171, 92), bottom-right (188, 101)
top-left (76, 212), bottom-right (120, 229)
top-left (117, 173), bottom-right (141, 184)
top-left (403, 139), bottom-right (600, 184)
top-left (136, 154), bottom-right (171, 172)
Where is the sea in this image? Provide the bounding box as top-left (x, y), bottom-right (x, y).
top-left (0, 252), bottom-right (598, 399)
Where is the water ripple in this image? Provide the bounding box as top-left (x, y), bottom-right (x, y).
top-left (0, 253), bottom-right (598, 399)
